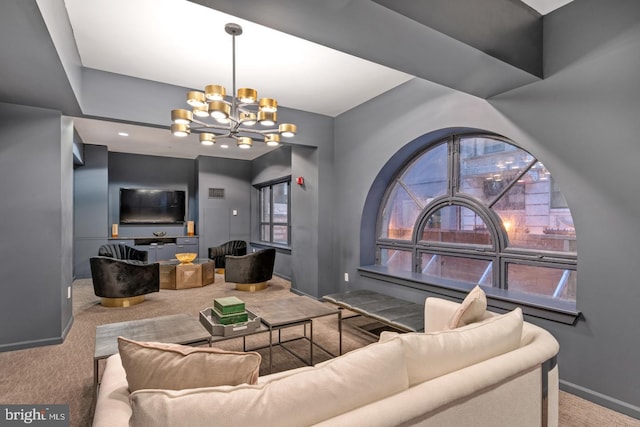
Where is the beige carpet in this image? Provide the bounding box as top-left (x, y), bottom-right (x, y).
top-left (0, 275), bottom-right (638, 427)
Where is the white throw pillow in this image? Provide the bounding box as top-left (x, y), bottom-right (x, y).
top-left (380, 307), bottom-right (523, 386)
top-left (448, 285), bottom-right (487, 329)
top-left (129, 338), bottom-right (409, 427)
top-left (118, 337), bottom-right (261, 392)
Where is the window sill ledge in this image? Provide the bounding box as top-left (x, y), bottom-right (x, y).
top-left (358, 265), bottom-right (580, 325)
top-left (250, 241), bottom-right (291, 254)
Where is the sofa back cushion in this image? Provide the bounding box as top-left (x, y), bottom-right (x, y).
top-left (118, 337), bottom-right (261, 392)
top-left (380, 307), bottom-right (523, 386)
top-left (129, 338), bottom-right (409, 427)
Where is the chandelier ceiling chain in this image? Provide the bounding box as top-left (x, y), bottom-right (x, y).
top-left (170, 23), bottom-right (297, 149)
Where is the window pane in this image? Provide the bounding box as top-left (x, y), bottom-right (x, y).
top-left (273, 225), bottom-right (288, 244)
top-left (459, 137), bottom-right (534, 205)
top-left (508, 263), bottom-right (576, 301)
top-left (272, 182), bottom-right (288, 223)
top-left (260, 187), bottom-right (270, 222)
top-left (494, 163), bottom-right (576, 253)
top-left (401, 142), bottom-right (448, 206)
top-left (380, 183), bottom-right (421, 240)
top-left (260, 224), bottom-right (270, 242)
top-left (421, 254), bottom-right (492, 285)
top-left (421, 205), bottom-right (492, 246)
top-left (379, 249), bottom-right (412, 271)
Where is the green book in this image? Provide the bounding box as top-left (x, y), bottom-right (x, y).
top-left (213, 296), bottom-right (245, 314)
top-left (212, 306), bottom-right (249, 325)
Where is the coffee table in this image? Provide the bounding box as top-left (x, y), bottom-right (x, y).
top-left (248, 296), bottom-right (342, 373)
top-left (93, 313), bottom-right (211, 389)
top-left (158, 259), bottom-right (215, 289)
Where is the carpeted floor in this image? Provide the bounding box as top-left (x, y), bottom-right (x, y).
top-left (0, 276), bottom-right (638, 427)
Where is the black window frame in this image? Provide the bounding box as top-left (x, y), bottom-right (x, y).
top-left (256, 177), bottom-right (291, 246)
top-left (368, 133), bottom-right (579, 324)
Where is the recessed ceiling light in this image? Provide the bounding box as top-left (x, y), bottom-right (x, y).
top-left (118, 132), bottom-right (129, 137)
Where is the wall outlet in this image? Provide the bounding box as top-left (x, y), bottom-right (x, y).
top-left (344, 273), bottom-right (349, 282)
top-left (232, 209), bottom-right (238, 216)
top-left (67, 286), bottom-right (71, 299)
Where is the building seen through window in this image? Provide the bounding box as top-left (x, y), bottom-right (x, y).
top-left (259, 179), bottom-right (291, 245)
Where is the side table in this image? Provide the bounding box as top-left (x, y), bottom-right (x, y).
top-left (248, 296), bottom-right (342, 373)
top-left (159, 258), bottom-right (215, 289)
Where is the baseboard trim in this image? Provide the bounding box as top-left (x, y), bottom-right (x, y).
top-left (0, 315), bottom-right (74, 353)
top-left (560, 380), bottom-right (640, 420)
top-left (0, 336), bottom-right (64, 353)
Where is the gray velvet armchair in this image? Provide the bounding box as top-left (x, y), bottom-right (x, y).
top-left (90, 257), bottom-right (159, 307)
top-left (224, 248), bottom-right (276, 292)
top-left (98, 244), bottom-right (148, 263)
top-left (208, 240), bottom-right (247, 270)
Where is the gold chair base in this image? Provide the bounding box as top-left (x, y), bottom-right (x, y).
top-left (101, 295), bottom-right (145, 307)
top-left (235, 281), bottom-right (267, 292)
top-left (215, 268), bottom-right (225, 275)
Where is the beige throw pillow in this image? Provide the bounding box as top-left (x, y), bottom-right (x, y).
top-left (381, 307), bottom-right (523, 386)
top-left (118, 337), bottom-right (261, 392)
top-left (448, 285), bottom-right (487, 329)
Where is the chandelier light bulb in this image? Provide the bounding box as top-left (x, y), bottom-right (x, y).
top-left (192, 105), bottom-right (209, 118)
top-left (279, 123), bottom-right (297, 137)
top-left (205, 85), bottom-right (226, 101)
top-left (239, 112), bottom-right (257, 126)
top-left (171, 123), bottom-right (190, 137)
top-left (199, 133), bottom-right (216, 146)
top-left (171, 109), bottom-right (192, 125)
top-left (265, 134), bottom-right (280, 147)
top-left (259, 98), bottom-right (277, 113)
top-left (237, 88), bottom-right (258, 103)
top-left (237, 137), bottom-right (253, 149)
top-left (208, 100), bottom-right (230, 120)
top-left (258, 111), bottom-right (277, 127)
top-left (186, 91), bottom-right (206, 108)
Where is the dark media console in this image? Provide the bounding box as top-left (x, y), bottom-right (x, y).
top-left (108, 236), bottom-right (198, 263)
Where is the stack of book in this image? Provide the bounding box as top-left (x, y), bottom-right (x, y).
top-left (212, 296), bottom-right (248, 325)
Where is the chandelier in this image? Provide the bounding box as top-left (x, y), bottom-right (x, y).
top-left (170, 23), bottom-right (297, 149)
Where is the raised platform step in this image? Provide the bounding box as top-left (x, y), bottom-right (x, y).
top-left (323, 289), bottom-right (424, 333)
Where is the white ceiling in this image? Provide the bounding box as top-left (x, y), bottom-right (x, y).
top-left (521, 0), bottom-right (573, 15)
top-left (64, 0), bottom-right (572, 160)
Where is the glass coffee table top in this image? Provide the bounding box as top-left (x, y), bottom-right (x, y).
top-left (158, 258), bottom-right (212, 266)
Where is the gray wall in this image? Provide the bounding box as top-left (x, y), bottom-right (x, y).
top-left (332, 0), bottom-right (640, 416)
top-left (251, 146), bottom-right (293, 278)
top-left (197, 156), bottom-right (252, 259)
top-left (0, 102), bottom-right (73, 351)
top-left (74, 144), bottom-right (108, 278)
top-left (489, 0), bottom-right (640, 416)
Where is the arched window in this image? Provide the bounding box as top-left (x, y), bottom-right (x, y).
top-left (376, 134), bottom-right (577, 304)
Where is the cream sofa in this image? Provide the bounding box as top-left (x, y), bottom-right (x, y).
top-left (93, 297), bottom-right (559, 426)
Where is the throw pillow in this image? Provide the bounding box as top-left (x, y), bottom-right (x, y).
top-left (118, 337), bottom-right (261, 392)
top-left (381, 307), bottom-right (523, 386)
top-left (448, 285), bottom-right (487, 329)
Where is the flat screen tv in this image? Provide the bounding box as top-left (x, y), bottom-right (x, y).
top-left (119, 188), bottom-right (186, 224)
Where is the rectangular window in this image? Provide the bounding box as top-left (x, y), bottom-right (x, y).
top-left (379, 248), bottom-right (413, 271)
top-left (258, 179), bottom-right (290, 245)
top-left (421, 253), bottom-right (492, 285)
top-left (507, 263), bottom-right (576, 301)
